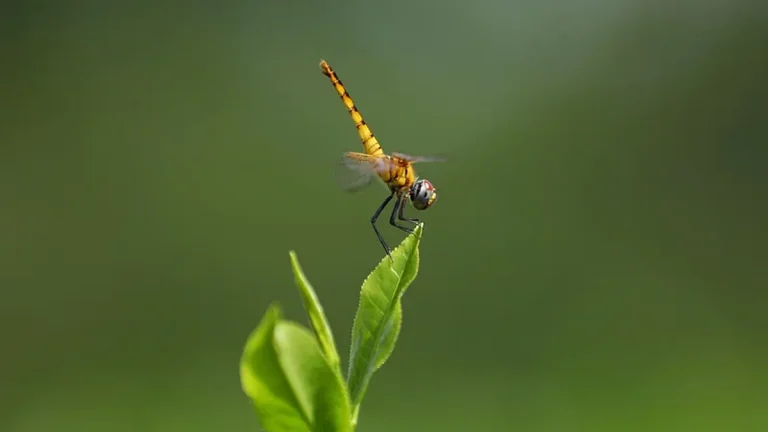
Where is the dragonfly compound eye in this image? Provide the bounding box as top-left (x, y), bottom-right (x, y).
top-left (410, 179), bottom-right (437, 210)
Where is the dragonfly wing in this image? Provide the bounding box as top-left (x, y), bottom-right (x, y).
top-left (391, 152), bottom-right (447, 164)
top-left (338, 171), bottom-right (374, 192)
top-left (334, 153), bottom-right (385, 193)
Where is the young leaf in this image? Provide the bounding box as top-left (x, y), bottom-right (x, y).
top-left (347, 223), bottom-right (423, 412)
top-left (289, 251), bottom-right (341, 373)
top-left (240, 304), bottom-right (353, 432)
top-left (240, 305), bottom-right (310, 432)
top-left (273, 321), bottom-right (352, 432)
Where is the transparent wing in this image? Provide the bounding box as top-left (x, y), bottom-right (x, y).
top-left (334, 152), bottom-right (394, 193)
top-left (391, 152), bottom-right (448, 164)
top-left (334, 159), bottom-right (374, 193)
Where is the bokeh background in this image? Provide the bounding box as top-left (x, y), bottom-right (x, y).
top-left (2, 1), bottom-right (767, 431)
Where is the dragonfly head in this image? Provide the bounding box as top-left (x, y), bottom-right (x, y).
top-left (410, 179), bottom-right (438, 210)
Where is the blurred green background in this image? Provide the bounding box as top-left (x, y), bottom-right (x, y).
top-left (2, 1), bottom-right (767, 431)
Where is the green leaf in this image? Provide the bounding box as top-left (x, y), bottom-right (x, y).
top-left (347, 223), bottom-right (423, 413)
top-left (240, 304), bottom-right (353, 432)
top-left (240, 305), bottom-right (309, 432)
top-left (273, 322), bottom-right (352, 432)
top-left (289, 250), bottom-right (341, 373)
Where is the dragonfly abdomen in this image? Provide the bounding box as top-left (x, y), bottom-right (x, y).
top-left (319, 60), bottom-right (384, 157)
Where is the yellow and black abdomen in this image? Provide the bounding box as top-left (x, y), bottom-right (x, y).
top-left (320, 60), bottom-right (384, 157)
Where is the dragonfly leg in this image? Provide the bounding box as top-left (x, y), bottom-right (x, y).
top-left (389, 194), bottom-right (415, 234)
top-left (371, 192), bottom-right (395, 258)
top-left (397, 195), bottom-right (421, 225)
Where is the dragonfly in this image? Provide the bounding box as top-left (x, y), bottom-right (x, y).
top-left (319, 59), bottom-right (444, 259)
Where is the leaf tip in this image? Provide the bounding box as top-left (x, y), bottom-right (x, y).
top-left (264, 302), bottom-right (283, 319)
top-left (288, 250), bottom-right (303, 275)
